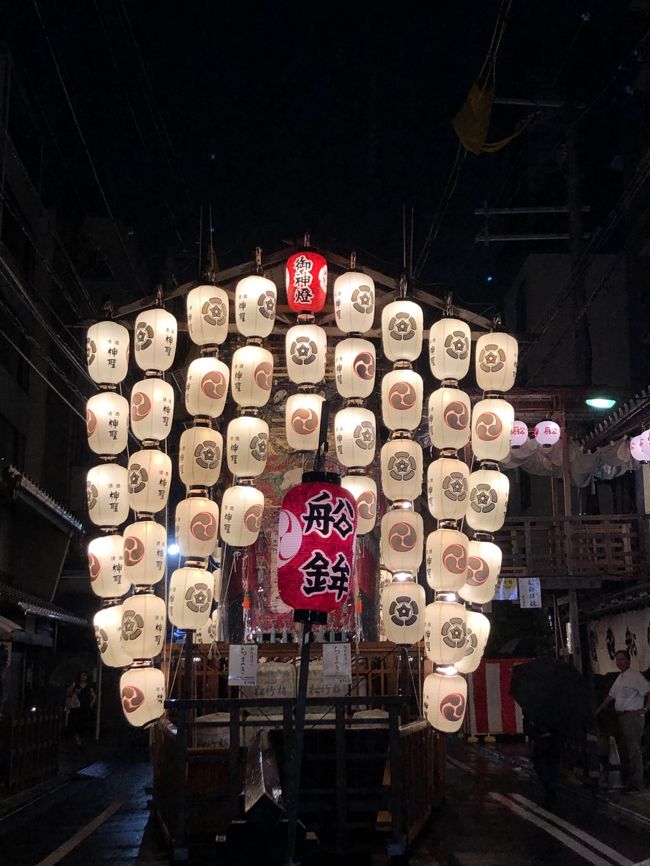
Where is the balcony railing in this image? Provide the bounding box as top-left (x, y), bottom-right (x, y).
top-left (496, 515), bottom-right (650, 581)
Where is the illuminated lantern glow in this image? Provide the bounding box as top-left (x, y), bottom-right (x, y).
top-left (87, 463), bottom-right (129, 528)
top-left (475, 332), bottom-right (518, 392)
top-left (285, 393), bottom-right (324, 451)
top-left (465, 468), bottom-right (509, 533)
top-left (333, 271), bottom-right (375, 334)
top-left (380, 508), bottom-right (424, 575)
top-left (130, 378), bottom-right (175, 443)
top-left (87, 534), bottom-right (130, 598)
top-left (334, 337), bottom-right (376, 400)
top-left (235, 275), bottom-right (277, 338)
top-left (334, 407), bottom-right (376, 468)
top-left (133, 309), bottom-right (177, 373)
top-left (428, 387), bottom-right (471, 451)
top-left (534, 420), bottom-right (561, 447)
top-left (226, 416), bottom-right (269, 478)
top-left (178, 427), bottom-right (223, 489)
top-left (630, 432), bottom-right (650, 463)
top-left (471, 398), bottom-right (515, 462)
top-left (168, 566), bottom-right (213, 629)
top-left (381, 369), bottom-right (424, 432)
top-left (86, 321), bottom-right (129, 385)
top-left (429, 318), bottom-right (471, 383)
top-left (455, 611), bottom-right (491, 674)
top-left (511, 420), bottom-right (529, 448)
top-left (120, 593), bottom-right (166, 660)
top-left (185, 357), bottom-right (230, 418)
top-left (86, 392), bottom-right (129, 456)
top-left (423, 671), bottom-right (467, 733)
top-left (341, 474), bottom-right (377, 535)
top-left (119, 665), bottom-right (165, 727)
top-left (286, 324), bottom-right (327, 385)
top-left (381, 439), bottom-right (423, 503)
top-left (187, 284), bottom-right (229, 346)
top-left (381, 300), bottom-right (424, 363)
top-left (458, 539), bottom-right (502, 604)
top-left (425, 528), bottom-right (469, 593)
top-left (123, 520), bottom-right (167, 586)
top-left (127, 449), bottom-right (172, 515)
top-left (381, 580), bottom-right (426, 644)
top-left (219, 485), bottom-right (265, 547)
top-left (424, 601), bottom-right (468, 665)
top-left (94, 605), bottom-right (133, 668)
top-left (285, 251), bottom-right (328, 313)
top-left (175, 497), bottom-right (219, 560)
top-left (426, 457), bottom-right (470, 522)
top-left (277, 478), bottom-right (357, 614)
top-left (230, 345), bottom-right (274, 409)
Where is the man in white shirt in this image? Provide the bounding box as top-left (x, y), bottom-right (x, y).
top-left (596, 649), bottom-right (650, 791)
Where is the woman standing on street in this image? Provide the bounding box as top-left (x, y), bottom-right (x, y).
top-left (67, 671), bottom-right (97, 749)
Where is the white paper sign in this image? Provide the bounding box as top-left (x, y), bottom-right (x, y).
top-left (228, 644), bottom-right (258, 686)
top-left (323, 642), bottom-right (352, 684)
top-left (518, 577), bottom-right (542, 609)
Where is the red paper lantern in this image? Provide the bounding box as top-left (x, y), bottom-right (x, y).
top-left (285, 251), bottom-right (328, 313)
top-left (277, 475), bottom-right (357, 615)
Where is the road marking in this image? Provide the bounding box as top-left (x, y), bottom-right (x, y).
top-left (510, 794), bottom-right (634, 866)
top-left (34, 797), bottom-right (127, 866)
top-left (490, 792), bottom-right (613, 866)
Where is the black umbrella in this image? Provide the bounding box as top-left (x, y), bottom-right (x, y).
top-left (509, 659), bottom-right (594, 735)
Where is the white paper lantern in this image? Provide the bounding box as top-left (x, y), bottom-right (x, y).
top-left (87, 321), bottom-right (129, 385)
top-left (458, 539), bottom-right (502, 604)
top-left (195, 608), bottom-right (220, 644)
top-left (380, 439), bottom-right (423, 503)
top-left (471, 398), bottom-right (514, 462)
top-left (286, 324), bottom-right (327, 385)
top-left (178, 426), bottom-right (223, 488)
top-left (424, 601), bottom-right (468, 666)
top-left (219, 485), bottom-right (264, 547)
top-left (120, 665), bottom-right (165, 727)
top-left (88, 534), bottom-right (130, 598)
top-left (380, 508), bottom-right (424, 575)
top-left (425, 528), bottom-right (469, 592)
top-left (455, 611), bottom-right (491, 674)
top-left (226, 416), bottom-right (269, 478)
top-left (130, 378), bottom-right (175, 443)
top-left (230, 345), bottom-right (274, 408)
top-left (534, 420), bottom-right (561, 447)
top-left (123, 520), bottom-right (167, 586)
top-left (334, 338), bottom-right (376, 399)
top-left (87, 463), bottom-right (129, 528)
top-left (341, 474), bottom-right (377, 535)
top-left (285, 393), bottom-right (324, 451)
top-left (168, 566), bottom-right (213, 629)
top-left (94, 605), bottom-right (133, 668)
top-left (235, 274), bottom-right (276, 338)
top-left (381, 580), bottom-right (426, 644)
top-left (121, 593), bottom-right (166, 660)
top-left (187, 284), bottom-right (229, 346)
top-left (429, 318), bottom-right (471, 382)
top-left (133, 309), bottom-right (177, 373)
top-left (475, 332), bottom-right (518, 392)
top-left (86, 392), bottom-right (129, 456)
top-left (334, 407), bottom-right (376, 468)
top-left (127, 450), bottom-right (172, 515)
top-left (427, 387), bottom-right (471, 451)
top-left (466, 469), bottom-right (509, 533)
top-left (426, 457), bottom-right (469, 522)
top-left (185, 357), bottom-right (229, 418)
top-left (175, 497), bottom-right (219, 560)
top-left (333, 271), bottom-right (375, 334)
top-left (511, 420), bottom-right (529, 448)
top-left (630, 433), bottom-right (649, 462)
top-left (381, 369), bottom-right (424, 432)
top-left (423, 671), bottom-right (467, 733)
top-left (381, 300), bottom-right (424, 362)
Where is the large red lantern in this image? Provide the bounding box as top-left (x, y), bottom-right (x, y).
top-left (285, 251), bottom-right (328, 314)
top-left (277, 473), bottom-right (357, 616)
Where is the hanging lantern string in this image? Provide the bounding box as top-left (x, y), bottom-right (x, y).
top-left (401, 645), bottom-right (423, 718)
top-left (255, 246), bottom-right (263, 275)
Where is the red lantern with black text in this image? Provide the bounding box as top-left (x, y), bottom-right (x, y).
top-left (285, 251), bottom-right (328, 313)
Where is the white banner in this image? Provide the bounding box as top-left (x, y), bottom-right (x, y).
top-left (587, 609), bottom-right (650, 674)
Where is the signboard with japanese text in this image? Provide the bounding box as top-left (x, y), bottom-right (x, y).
top-left (228, 644), bottom-right (258, 687)
top-left (323, 642), bottom-right (352, 684)
top-left (518, 577), bottom-right (542, 608)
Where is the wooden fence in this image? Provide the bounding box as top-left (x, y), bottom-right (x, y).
top-left (4, 709), bottom-right (61, 794)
